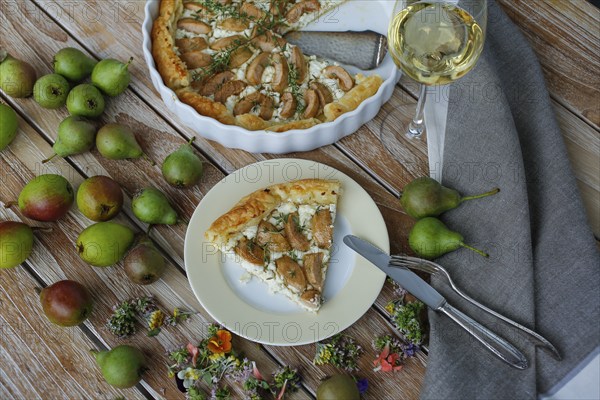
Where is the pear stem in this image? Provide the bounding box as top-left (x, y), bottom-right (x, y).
top-left (31, 226), bottom-right (53, 233)
top-left (125, 56), bottom-right (134, 68)
top-left (3, 201), bottom-right (17, 209)
top-left (460, 243), bottom-right (489, 258)
top-left (89, 349), bottom-right (100, 359)
top-left (461, 188), bottom-right (500, 203)
top-left (187, 136), bottom-right (197, 146)
top-left (41, 153), bottom-right (58, 164)
top-left (142, 153), bottom-right (156, 166)
top-left (34, 287), bottom-right (42, 295)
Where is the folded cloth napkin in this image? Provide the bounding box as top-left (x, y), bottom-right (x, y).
top-left (420, 1), bottom-right (600, 399)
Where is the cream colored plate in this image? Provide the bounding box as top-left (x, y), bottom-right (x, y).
top-left (184, 159), bottom-right (388, 345)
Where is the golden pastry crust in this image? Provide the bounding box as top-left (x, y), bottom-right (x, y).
top-left (267, 118), bottom-right (321, 132)
top-left (324, 74), bottom-right (385, 121)
top-left (235, 114), bottom-right (271, 131)
top-left (205, 179), bottom-right (341, 247)
top-left (151, 0), bottom-right (190, 90)
top-left (177, 88), bottom-right (236, 125)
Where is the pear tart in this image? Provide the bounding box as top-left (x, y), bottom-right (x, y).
top-left (205, 179), bottom-right (340, 312)
top-left (151, 0), bottom-right (383, 132)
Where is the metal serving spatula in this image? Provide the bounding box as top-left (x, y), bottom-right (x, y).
top-left (283, 30), bottom-right (387, 70)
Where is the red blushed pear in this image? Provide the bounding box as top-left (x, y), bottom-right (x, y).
top-left (39, 280), bottom-right (93, 327)
top-left (7, 174), bottom-right (74, 222)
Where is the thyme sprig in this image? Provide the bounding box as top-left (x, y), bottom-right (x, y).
top-left (189, 1), bottom-right (289, 80)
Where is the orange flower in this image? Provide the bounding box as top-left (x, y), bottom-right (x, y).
top-left (207, 330), bottom-right (232, 354)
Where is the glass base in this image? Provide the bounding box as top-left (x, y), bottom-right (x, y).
top-left (406, 121), bottom-right (424, 138)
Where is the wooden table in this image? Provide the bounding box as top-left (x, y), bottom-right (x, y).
top-left (1, 1), bottom-right (597, 399)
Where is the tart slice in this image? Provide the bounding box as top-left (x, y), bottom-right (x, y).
top-left (205, 179), bottom-right (340, 312)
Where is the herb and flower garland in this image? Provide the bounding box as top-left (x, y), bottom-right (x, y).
top-left (386, 281), bottom-right (427, 345)
top-left (107, 295), bottom-right (193, 337)
top-left (167, 324), bottom-right (301, 400)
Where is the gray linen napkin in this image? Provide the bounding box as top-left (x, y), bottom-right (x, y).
top-left (420, 1), bottom-right (600, 399)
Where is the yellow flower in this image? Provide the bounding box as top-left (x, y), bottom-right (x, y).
top-left (385, 302), bottom-right (395, 314)
top-left (148, 310), bottom-right (165, 330)
top-left (209, 352), bottom-right (225, 363)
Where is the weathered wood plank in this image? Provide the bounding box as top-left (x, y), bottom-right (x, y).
top-left (0, 110), bottom-right (311, 399)
top-left (264, 307), bottom-right (427, 400)
top-left (496, 0), bottom-right (600, 127)
top-left (552, 99), bottom-right (600, 237)
top-left (0, 265), bottom-right (146, 399)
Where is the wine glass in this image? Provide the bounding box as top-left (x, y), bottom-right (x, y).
top-left (388, 0), bottom-right (487, 138)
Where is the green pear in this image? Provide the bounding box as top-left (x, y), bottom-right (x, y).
top-left (0, 51), bottom-right (36, 98)
top-left (33, 73), bottom-right (70, 109)
top-left (66, 83), bottom-right (105, 118)
top-left (400, 177), bottom-right (500, 219)
top-left (53, 47), bottom-right (97, 82)
top-left (408, 217), bottom-right (488, 259)
top-left (0, 103), bottom-right (18, 150)
top-left (132, 187), bottom-right (178, 225)
top-left (76, 222), bottom-right (135, 267)
top-left (91, 57), bottom-right (133, 97)
top-left (44, 116), bottom-right (97, 163)
top-left (161, 137), bottom-right (203, 188)
top-left (0, 221), bottom-right (34, 269)
top-left (96, 123), bottom-right (146, 160)
top-left (90, 345), bottom-right (146, 388)
top-left (17, 174), bottom-right (74, 221)
top-left (317, 375), bottom-right (360, 400)
top-left (124, 235), bottom-right (166, 285)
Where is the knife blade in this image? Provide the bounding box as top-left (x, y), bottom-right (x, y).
top-left (283, 30), bottom-right (387, 70)
top-left (343, 235), bottom-right (529, 370)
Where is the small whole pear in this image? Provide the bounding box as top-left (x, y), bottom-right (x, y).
top-left (76, 222), bottom-right (135, 267)
top-left (44, 116), bottom-right (97, 163)
top-left (76, 176), bottom-right (123, 221)
top-left (66, 83), bottom-right (105, 118)
top-left (124, 235), bottom-right (166, 285)
top-left (17, 174), bottom-right (74, 221)
top-left (91, 57), bottom-right (133, 97)
top-left (33, 73), bottom-right (70, 109)
top-left (316, 375), bottom-right (360, 400)
top-left (400, 177), bottom-right (500, 219)
top-left (91, 345), bottom-right (146, 388)
top-left (132, 187), bottom-right (178, 225)
top-left (96, 123), bottom-right (144, 160)
top-left (40, 280), bottom-right (93, 326)
top-left (0, 221), bottom-right (34, 269)
top-left (162, 137), bottom-right (203, 188)
top-left (0, 103), bottom-right (19, 150)
top-left (408, 217), bottom-right (488, 259)
top-left (53, 47), bottom-right (97, 82)
top-left (0, 51), bottom-right (36, 98)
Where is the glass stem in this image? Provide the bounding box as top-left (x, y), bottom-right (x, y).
top-left (407, 84), bottom-right (427, 138)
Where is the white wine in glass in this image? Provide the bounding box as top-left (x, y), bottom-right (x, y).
top-left (388, 0), bottom-right (487, 137)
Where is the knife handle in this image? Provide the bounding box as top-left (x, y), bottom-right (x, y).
top-left (439, 303), bottom-right (528, 370)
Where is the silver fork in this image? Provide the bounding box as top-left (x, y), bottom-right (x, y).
top-left (390, 254), bottom-right (561, 360)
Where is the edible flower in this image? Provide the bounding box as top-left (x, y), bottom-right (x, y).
top-left (373, 343), bottom-right (403, 372)
top-left (187, 343), bottom-right (199, 367)
top-left (207, 329), bottom-right (232, 355)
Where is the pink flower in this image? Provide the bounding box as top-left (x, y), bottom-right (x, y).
top-left (373, 343), bottom-right (403, 372)
top-left (187, 343), bottom-right (199, 366)
top-left (252, 361), bottom-right (265, 381)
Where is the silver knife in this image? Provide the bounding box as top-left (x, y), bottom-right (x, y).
top-left (283, 30), bottom-right (387, 70)
top-left (343, 235), bottom-right (529, 370)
